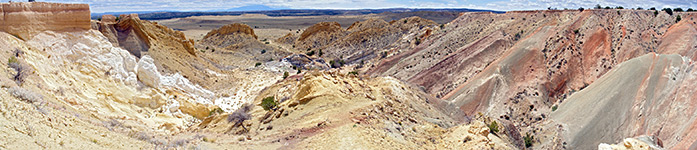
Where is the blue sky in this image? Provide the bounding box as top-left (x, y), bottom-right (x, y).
top-left (37, 0), bottom-right (697, 13)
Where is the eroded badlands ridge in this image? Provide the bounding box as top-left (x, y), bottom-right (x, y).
top-left (1, 2), bottom-right (697, 149)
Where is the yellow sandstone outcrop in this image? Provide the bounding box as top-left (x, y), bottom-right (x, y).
top-left (0, 2), bottom-right (91, 40)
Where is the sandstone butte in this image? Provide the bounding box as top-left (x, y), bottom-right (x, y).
top-left (0, 2), bottom-right (91, 40)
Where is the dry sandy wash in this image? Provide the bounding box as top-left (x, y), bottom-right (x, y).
top-left (1, 2), bottom-right (697, 150)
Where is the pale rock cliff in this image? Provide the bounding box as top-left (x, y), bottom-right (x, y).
top-left (0, 2), bottom-right (90, 40)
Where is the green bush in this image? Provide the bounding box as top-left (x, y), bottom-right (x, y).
top-left (552, 105), bottom-right (558, 111)
top-left (348, 71), bottom-right (358, 75)
top-left (524, 132), bottom-right (534, 148)
top-left (676, 15), bottom-right (682, 23)
top-left (209, 107), bottom-right (224, 116)
top-left (261, 96), bottom-right (277, 111)
top-left (255, 62), bottom-right (262, 67)
top-left (283, 72), bottom-right (289, 79)
top-left (306, 50), bottom-right (315, 56)
top-left (8, 56), bottom-right (17, 65)
top-left (488, 121), bottom-right (499, 135)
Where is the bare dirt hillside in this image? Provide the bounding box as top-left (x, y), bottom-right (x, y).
top-left (367, 10), bottom-right (697, 149)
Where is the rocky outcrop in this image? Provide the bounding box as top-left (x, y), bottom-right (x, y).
top-left (294, 22), bottom-right (346, 51)
top-left (203, 23), bottom-right (257, 39)
top-left (0, 2), bottom-right (91, 40)
top-left (275, 33), bottom-right (296, 45)
top-left (93, 14), bottom-right (196, 57)
top-left (198, 23), bottom-right (290, 67)
top-left (291, 18), bottom-right (438, 65)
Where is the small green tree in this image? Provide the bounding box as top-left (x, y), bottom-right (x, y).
top-left (255, 62), bottom-right (262, 67)
top-left (524, 132), bottom-right (534, 148)
top-left (283, 71), bottom-right (289, 79)
top-left (488, 121), bottom-right (499, 135)
top-left (306, 50), bottom-right (315, 56)
top-left (261, 96), bottom-right (277, 111)
top-left (676, 15), bottom-right (682, 23)
top-left (663, 8), bottom-right (674, 15)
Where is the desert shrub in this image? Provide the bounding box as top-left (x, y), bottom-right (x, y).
top-left (330, 59), bottom-right (345, 68)
top-left (578, 7), bottom-right (584, 11)
top-left (595, 4), bottom-right (602, 9)
top-left (574, 29), bottom-right (579, 34)
top-left (228, 104), bottom-right (251, 125)
top-left (348, 71), bottom-right (358, 75)
top-left (688, 8), bottom-right (694, 12)
top-left (296, 68), bottom-right (301, 74)
top-left (8, 56), bottom-right (32, 85)
top-left (260, 96), bottom-right (277, 111)
top-left (261, 49), bottom-right (266, 54)
top-left (488, 121), bottom-right (499, 135)
top-left (654, 10), bottom-right (659, 17)
top-left (524, 132), bottom-right (534, 148)
top-left (674, 8), bottom-right (684, 12)
top-left (676, 15), bottom-right (682, 23)
top-left (604, 6), bottom-right (611, 9)
top-left (306, 50), bottom-right (315, 56)
top-left (265, 41), bottom-right (270, 44)
top-left (283, 72), bottom-right (289, 79)
top-left (615, 6), bottom-right (623, 9)
top-left (552, 105), bottom-right (558, 111)
top-left (8, 86), bottom-right (43, 103)
top-left (649, 7), bottom-right (656, 10)
top-left (415, 38), bottom-right (421, 45)
top-left (255, 62), bottom-right (262, 67)
top-left (440, 24), bottom-right (445, 29)
top-left (209, 107), bottom-right (224, 116)
top-left (318, 49), bottom-right (323, 57)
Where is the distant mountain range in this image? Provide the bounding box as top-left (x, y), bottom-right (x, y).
top-left (215, 4), bottom-right (289, 12)
top-left (90, 5), bottom-right (504, 20)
